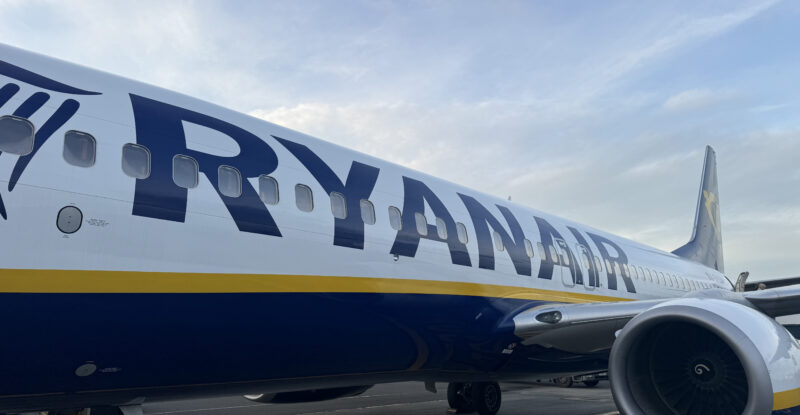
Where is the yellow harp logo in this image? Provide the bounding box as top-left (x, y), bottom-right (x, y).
top-left (703, 190), bottom-right (719, 235)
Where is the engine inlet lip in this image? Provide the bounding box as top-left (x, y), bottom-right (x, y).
top-left (608, 305), bottom-right (772, 415)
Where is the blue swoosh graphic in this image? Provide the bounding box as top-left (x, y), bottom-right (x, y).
top-left (13, 91), bottom-right (49, 118)
top-left (9, 99), bottom-right (80, 192)
top-left (0, 83), bottom-right (20, 107)
top-left (0, 60), bottom-right (101, 96)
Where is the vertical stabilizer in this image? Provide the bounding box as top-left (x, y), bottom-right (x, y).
top-left (672, 146), bottom-right (724, 272)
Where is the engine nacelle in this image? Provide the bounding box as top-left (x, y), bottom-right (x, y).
top-left (244, 385), bottom-right (373, 404)
top-left (609, 298), bottom-right (800, 415)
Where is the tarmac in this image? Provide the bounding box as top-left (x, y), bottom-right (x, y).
top-left (142, 381), bottom-right (619, 415)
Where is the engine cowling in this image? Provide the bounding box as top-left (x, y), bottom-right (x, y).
top-left (609, 298), bottom-right (800, 415)
top-left (244, 385), bottom-right (373, 404)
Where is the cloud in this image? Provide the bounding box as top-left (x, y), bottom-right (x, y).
top-left (553, 0), bottom-right (779, 106)
top-left (623, 149), bottom-right (703, 176)
top-left (662, 89), bottom-right (734, 112)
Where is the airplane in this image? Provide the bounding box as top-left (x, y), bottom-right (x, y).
top-left (0, 42), bottom-right (798, 415)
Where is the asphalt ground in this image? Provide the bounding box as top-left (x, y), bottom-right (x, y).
top-left (142, 381), bottom-right (619, 415)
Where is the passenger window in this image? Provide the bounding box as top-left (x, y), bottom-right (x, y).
top-left (549, 246), bottom-right (558, 262)
top-left (583, 253), bottom-right (591, 268)
top-left (63, 131), bottom-right (96, 167)
top-left (659, 272), bottom-right (666, 285)
top-left (360, 200), bottom-right (376, 225)
top-left (218, 165), bottom-right (242, 198)
top-left (295, 184), bottom-right (314, 212)
top-left (435, 217), bottom-right (447, 239)
top-left (638, 267), bottom-right (646, 282)
top-left (259, 175), bottom-right (279, 205)
top-left (415, 212), bottom-right (428, 236)
top-left (594, 256), bottom-right (603, 271)
top-left (622, 263), bottom-right (630, 276)
top-left (0, 115), bottom-right (34, 155)
top-left (172, 155), bottom-right (199, 189)
top-left (456, 222), bottom-right (468, 244)
top-left (605, 259), bottom-right (613, 274)
top-left (493, 231), bottom-right (504, 251)
top-left (122, 143), bottom-right (151, 179)
top-left (330, 192), bottom-right (347, 219)
top-left (630, 265), bottom-right (638, 279)
top-left (537, 242), bottom-right (547, 258)
top-left (388, 206), bottom-right (402, 230)
top-left (524, 239), bottom-right (534, 258)
top-left (562, 251), bottom-right (570, 266)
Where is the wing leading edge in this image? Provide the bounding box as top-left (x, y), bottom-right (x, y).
top-left (512, 285), bottom-right (800, 354)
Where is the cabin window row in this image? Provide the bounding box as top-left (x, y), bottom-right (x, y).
top-left (0, 121), bottom-right (724, 291)
top-left (563, 247), bottom-right (714, 292)
top-left (624, 263), bottom-right (714, 291)
top-left (0, 117), bottom-right (99, 168)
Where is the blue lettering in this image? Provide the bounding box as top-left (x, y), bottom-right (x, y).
top-left (391, 178), bottom-right (471, 266)
top-left (567, 226), bottom-right (600, 287)
top-left (274, 136), bottom-right (379, 250)
top-left (534, 216), bottom-right (581, 284)
top-left (129, 94), bottom-right (281, 236)
top-left (587, 233), bottom-right (636, 293)
top-left (458, 194), bottom-right (529, 276)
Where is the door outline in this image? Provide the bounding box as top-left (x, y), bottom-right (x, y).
top-left (576, 244), bottom-right (596, 290)
top-left (554, 238), bottom-right (575, 288)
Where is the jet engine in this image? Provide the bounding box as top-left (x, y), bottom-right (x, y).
top-left (609, 298), bottom-right (800, 415)
top-left (244, 385), bottom-right (373, 404)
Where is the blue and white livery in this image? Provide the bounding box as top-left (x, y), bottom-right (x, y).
top-left (0, 44), bottom-right (798, 415)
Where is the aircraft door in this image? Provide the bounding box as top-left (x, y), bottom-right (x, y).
top-left (576, 244), bottom-right (595, 290)
top-left (555, 238), bottom-right (575, 287)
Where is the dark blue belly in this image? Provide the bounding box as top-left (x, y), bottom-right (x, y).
top-left (0, 292), bottom-right (540, 396)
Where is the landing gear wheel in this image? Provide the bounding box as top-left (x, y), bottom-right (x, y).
top-left (447, 382), bottom-right (475, 413)
top-left (471, 382), bottom-right (502, 415)
top-left (583, 380), bottom-right (599, 387)
top-left (554, 376), bottom-right (573, 388)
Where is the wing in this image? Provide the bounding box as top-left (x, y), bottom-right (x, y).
top-left (512, 299), bottom-right (666, 354)
top-left (745, 284), bottom-right (800, 317)
top-left (511, 285), bottom-right (800, 354)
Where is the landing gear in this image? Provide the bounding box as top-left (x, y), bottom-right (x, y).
top-left (582, 380), bottom-right (599, 388)
top-left (447, 382), bottom-right (475, 413)
top-left (447, 382), bottom-right (502, 415)
top-left (553, 376), bottom-right (573, 388)
top-left (471, 382), bottom-right (502, 415)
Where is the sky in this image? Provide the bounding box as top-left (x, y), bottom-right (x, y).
top-left (0, 0), bottom-right (798, 280)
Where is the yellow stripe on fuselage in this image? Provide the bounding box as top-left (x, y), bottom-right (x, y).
top-left (0, 269), bottom-right (628, 303)
top-left (6, 269), bottom-right (799, 409)
top-left (774, 387), bottom-right (800, 411)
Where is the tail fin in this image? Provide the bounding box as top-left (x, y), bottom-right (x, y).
top-left (672, 146), bottom-right (725, 272)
